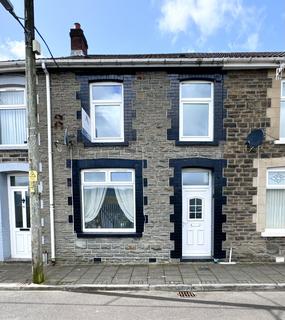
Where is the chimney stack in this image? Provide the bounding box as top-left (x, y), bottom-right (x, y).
top-left (70, 23), bottom-right (88, 56)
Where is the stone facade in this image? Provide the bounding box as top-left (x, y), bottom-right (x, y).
top-left (38, 70), bottom-right (224, 264)
top-left (36, 67), bottom-right (285, 264)
top-left (223, 70), bottom-right (285, 261)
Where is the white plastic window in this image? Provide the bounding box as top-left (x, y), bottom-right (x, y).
top-left (0, 88), bottom-right (27, 147)
top-left (81, 169), bottom-right (135, 233)
top-left (266, 168), bottom-right (285, 230)
top-left (90, 83), bottom-right (124, 142)
top-left (179, 81), bottom-right (213, 141)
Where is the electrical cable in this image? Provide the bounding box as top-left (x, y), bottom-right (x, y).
top-left (8, 13), bottom-right (59, 68)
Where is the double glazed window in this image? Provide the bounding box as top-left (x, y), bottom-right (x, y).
top-left (90, 83), bottom-right (124, 142)
top-left (179, 81), bottom-right (213, 141)
top-left (81, 169), bottom-right (135, 233)
top-left (280, 81), bottom-right (285, 140)
top-left (0, 88), bottom-right (27, 147)
top-left (266, 168), bottom-right (285, 230)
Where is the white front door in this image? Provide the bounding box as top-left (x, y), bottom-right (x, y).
top-left (182, 169), bottom-right (212, 258)
top-left (8, 175), bottom-right (31, 259)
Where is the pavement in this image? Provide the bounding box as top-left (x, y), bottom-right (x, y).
top-left (1, 262), bottom-right (285, 291)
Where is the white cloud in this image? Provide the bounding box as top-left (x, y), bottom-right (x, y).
top-left (229, 32), bottom-right (259, 52)
top-left (0, 39), bottom-right (25, 61)
top-left (158, 0), bottom-right (263, 51)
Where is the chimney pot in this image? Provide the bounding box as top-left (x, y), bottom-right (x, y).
top-left (69, 22), bottom-right (88, 56)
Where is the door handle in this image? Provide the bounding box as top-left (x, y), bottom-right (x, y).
top-left (20, 228), bottom-right (30, 231)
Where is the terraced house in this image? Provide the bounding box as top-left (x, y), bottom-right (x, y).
top-left (0, 24), bottom-right (285, 264)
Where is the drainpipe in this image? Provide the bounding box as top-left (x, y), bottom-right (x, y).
top-left (42, 62), bottom-right (55, 263)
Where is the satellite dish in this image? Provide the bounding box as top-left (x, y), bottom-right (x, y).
top-left (245, 129), bottom-right (264, 150)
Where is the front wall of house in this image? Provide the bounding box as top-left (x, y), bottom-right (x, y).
top-left (37, 68), bottom-right (285, 263)
top-left (38, 70), bottom-right (224, 263)
top-left (223, 70), bottom-right (285, 261)
top-left (0, 74), bottom-right (28, 261)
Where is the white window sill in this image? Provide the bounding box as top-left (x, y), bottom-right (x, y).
top-left (0, 145), bottom-right (28, 150)
top-left (179, 137), bottom-right (214, 142)
top-left (261, 229), bottom-right (285, 237)
top-left (274, 140), bottom-right (285, 145)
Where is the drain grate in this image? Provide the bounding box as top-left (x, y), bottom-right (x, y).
top-left (177, 291), bottom-right (196, 298)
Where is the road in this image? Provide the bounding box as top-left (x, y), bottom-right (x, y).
top-left (0, 290), bottom-right (284, 319)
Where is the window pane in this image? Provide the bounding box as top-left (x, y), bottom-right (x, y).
top-left (25, 191), bottom-right (30, 228)
top-left (266, 189), bottom-right (285, 228)
top-left (183, 103), bottom-right (209, 137)
top-left (282, 82), bottom-right (285, 97)
top-left (92, 85), bottom-right (122, 101)
top-left (84, 186), bottom-right (134, 229)
top-left (84, 172), bottom-right (105, 182)
top-left (14, 191), bottom-right (23, 228)
top-left (0, 109), bottom-right (26, 144)
top-left (281, 101), bottom-right (285, 138)
top-left (111, 172), bottom-right (132, 182)
top-left (0, 90), bottom-right (24, 105)
top-left (181, 83), bottom-right (211, 99)
top-left (183, 172), bottom-right (209, 185)
top-left (268, 171), bottom-right (285, 186)
top-left (95, 105), bottom-right (121, 138)
top-left (10, 176), bottom-right (29, 186)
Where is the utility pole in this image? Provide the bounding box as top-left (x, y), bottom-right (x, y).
top-left (25, 0), bottom-right (44, 284)
top-left (0, 0), bottom-right (44, 283)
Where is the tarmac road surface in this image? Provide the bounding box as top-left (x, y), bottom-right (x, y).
top-left (0, 290), bottom-right (284, 320)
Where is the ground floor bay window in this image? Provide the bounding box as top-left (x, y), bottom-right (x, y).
top-left (81, 169), bottom-right (135, 233)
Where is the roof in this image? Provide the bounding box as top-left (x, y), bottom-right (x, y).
top-left (68, 52), bottom-right (285, 59)
top-left (0, 51), bottom-right (285, 72)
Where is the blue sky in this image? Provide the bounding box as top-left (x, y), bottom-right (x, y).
top-left (0, 0), bottom-right (284, 60)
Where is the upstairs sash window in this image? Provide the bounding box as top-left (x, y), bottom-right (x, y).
top-left (90, 83), bottom-right (124, 142)
top-left (0, 88), bottom-right (27, 146)
top-left (179, 82), bottom-right (213, 142)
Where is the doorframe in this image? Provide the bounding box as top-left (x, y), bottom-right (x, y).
top-left (182, 169), bottom-right (213, 258)
top-left (169, 158), bottom-right (227, 260)
top-left (7, 173), bottom-right (30, 259)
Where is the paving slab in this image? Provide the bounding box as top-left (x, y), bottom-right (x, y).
top-left (0, 262), bottom-right (285, 291)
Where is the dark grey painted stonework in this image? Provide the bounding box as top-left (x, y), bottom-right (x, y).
top-left (76, 74), bottom-right (136, 147)
top-left (169, 158), bottom-right (227, 260)
top-left (167, 72), bottom-right (225, 146)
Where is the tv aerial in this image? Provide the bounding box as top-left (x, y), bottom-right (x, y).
top-left (245, 129), bottom-right (264, 152)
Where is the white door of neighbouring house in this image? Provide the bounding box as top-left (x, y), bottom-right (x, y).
top-left (182, 169), bottom-right (212, 258)
top-left (8, 175), bottom-right (31, 259)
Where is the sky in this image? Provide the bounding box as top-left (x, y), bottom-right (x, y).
top-left (0, 0), bottom-right (284, 60)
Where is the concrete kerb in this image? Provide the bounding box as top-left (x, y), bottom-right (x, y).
top-left (0, 283), bottom-right (285, 292)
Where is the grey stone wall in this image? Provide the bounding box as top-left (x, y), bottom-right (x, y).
top-left (38, 71), bottom-right (223, 264)
top-left (37, 68), bottom-right (285, 264)
top-left (223, 70), bottom-right (285, 262)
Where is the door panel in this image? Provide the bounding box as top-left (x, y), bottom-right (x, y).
top-left (182, 188), bottom-right (212, 257)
